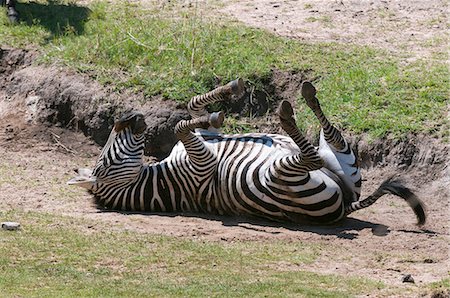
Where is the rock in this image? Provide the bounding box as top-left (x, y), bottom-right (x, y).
top-left (401, 274), bottom-right (415, 283)
top-left (1, 221), bottom-right (21, 231)
top-left (372, 224), bottom-right (389, 236)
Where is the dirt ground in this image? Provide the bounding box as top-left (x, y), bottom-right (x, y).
top-left (1, 0), bottom-right (449, 297)
top-left (0, 110), bottom-right (449, 296)
top-left (219, 0), bottom-right (448, 62)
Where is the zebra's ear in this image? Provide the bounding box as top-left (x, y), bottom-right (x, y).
top-left (114, 112), bottom-right (147, 134)
top-left (67, 168), bottom-right (96, 189)
top-left (114, 112), bottom-right (140, 132)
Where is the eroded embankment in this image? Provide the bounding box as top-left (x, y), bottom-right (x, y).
top-left (1, 47), bottom-right (448, 178)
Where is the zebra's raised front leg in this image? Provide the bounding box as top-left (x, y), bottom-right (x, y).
top-left (276, 100), bottom-right (324, 174)
top-left (187, 78), bottom-right (245, 119)
top-left (301, 81), bottom-right (347, 151)
top-left (174, 112), bottom-right (223, 168)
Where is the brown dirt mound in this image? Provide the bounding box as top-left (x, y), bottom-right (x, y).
top-left (1, 47), bottom-right (190, 159)
top-left (0, 48), bottom-right (312, 159)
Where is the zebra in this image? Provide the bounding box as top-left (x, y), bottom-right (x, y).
top-left (68, 79), bottom-right (426, 226)
top-left (1, 0), bottom-right (19, 23)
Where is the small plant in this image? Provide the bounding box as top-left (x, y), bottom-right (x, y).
top-left (306, 15), bottom-right (332, 23)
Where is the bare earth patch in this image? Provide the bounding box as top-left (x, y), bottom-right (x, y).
top-left (219, 0), bottom-right (448, 62)
top-left (1, 1), bottom-right (449, 297)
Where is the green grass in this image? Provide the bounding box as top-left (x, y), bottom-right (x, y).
top-left (0, 210), bottom-right (384, 297)
top-left (1, 0), bottom-right (448, 138)
top-left (305, 15), bottom-right (332, 25)
top-left (428, 278), bottom-right (450, 293)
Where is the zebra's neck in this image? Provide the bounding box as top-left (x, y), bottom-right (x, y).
top-left (92, 161), bottom-right (202, 213)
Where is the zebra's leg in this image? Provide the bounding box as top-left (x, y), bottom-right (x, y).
top-left (187, 78), bottom-right (244, 119)
top-left (277, 100), bottom-right (324, 173)
top-left (6, 0), bottom-right (19, 23)
top-left (301, 81), bottom-right (346, 151)
top-left (174, 112), bottom-right (223, 165)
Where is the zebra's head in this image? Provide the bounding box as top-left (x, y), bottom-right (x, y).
top-left (68, 112), bottom-right (147, 190)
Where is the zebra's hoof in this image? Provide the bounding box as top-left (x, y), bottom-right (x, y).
top-left (228, 78), bottom-right (245, 98)
top-left (210, 111), bottom-right (225, 129)
top-left (278, 100), bottom-right (294, 121)
top-left (301, 81), bottom-right (320, 110)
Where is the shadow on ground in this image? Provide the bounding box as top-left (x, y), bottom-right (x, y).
top-left (98, 210), bottom-right (437, 240)
top-left (15, 0), bottom-right (90, 37)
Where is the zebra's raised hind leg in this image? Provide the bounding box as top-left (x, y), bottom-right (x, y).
top-left (301, 81), bottom-right (362, 202)
top-left (301, 81), bottom-right (347, 151)
top-left (276, 100), bottom-right (324, 174)
top-left (187, 78), bottom-right (245, 120)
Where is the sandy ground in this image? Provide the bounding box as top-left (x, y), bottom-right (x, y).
top-left (1, 0), bottom-right (449, 297)
top-left (219, 0), bottom-right (448, 62)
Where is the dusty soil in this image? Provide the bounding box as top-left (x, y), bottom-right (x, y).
top-left (219, 0), bottom-right (448, 62)
top-left (1, 0), bottom-right (449, 297)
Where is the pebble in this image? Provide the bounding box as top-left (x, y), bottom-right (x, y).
top-left (401, 274), bottom-right (415, 283)
top-left (1, 222), bottom-right (21, 231)
top-left (372, 224), bottom-right (389, 236)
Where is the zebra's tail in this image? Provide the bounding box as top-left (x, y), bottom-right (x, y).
top-left (345, 176), bottom-right (426, 226)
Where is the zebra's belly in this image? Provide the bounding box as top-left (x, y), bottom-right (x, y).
top-left (209, 136), bottom-right (345, 222)
top-left (162, 132), bottom-right (346, 223)
top-left (214, 157), bottom-right (345, 222)
top-left (317, 131), bottom-right (361, 202)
